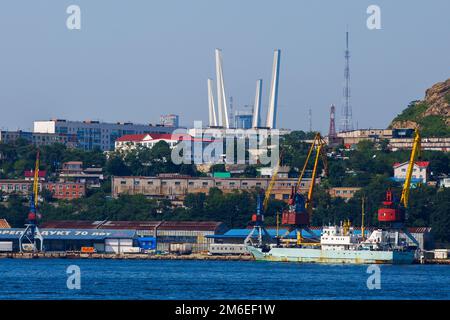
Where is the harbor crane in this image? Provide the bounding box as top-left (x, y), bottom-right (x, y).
top-left (244, 153), bottom-right (282, 247)
top-left (377, 128), bottom-right (421, 246)
top-left (281, 133), bottom-right (328, 244)
top-left (18, 151), bottom-right (44, 252)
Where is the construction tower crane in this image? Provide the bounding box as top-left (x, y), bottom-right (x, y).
top-left (19, 151), bottom-right (44, 252)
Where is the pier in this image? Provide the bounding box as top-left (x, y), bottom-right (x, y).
top-left (0, 252), bottom-right (254, 261)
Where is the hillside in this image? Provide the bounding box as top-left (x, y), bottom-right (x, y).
top-left (390, 78), bottom-right (450, 137)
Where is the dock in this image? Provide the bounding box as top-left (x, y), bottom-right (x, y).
top-left (0, 252), bottom-right (254, 261)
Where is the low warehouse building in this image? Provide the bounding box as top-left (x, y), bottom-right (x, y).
top-left (40, 220), bottom-right (228, 253)
top-left (0, 228), bottom-right (136, 253)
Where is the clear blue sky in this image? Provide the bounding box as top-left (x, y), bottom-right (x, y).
top-left (0, 0), bottom-right (449, 133)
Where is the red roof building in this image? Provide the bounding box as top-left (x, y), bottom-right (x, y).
top-left (393, 161), bottom-right (430, 183)
top-left (24, 170), bottom-right (47, 181)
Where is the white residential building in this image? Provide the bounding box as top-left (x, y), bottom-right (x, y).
top-left (393, 161), bottom-right (430, 183)
top-left (114, 133), bottom-right (219, 164)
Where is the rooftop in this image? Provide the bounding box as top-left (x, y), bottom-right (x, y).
top-left (116, 133), bottom-right (215, 143)
top-left (40, 220), bottom-right (226, 232)
top-left (393, 161), bottom-right (430, 168)
top-left (24, 170), bottom-right (46, 178)
top-left (0, 219), bottom-right (11, 229)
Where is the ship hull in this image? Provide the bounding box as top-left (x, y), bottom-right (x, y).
top-left (247, 246), bottom-right (415, 264)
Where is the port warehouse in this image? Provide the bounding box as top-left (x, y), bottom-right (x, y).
top-left (208, 227), bottom-right (434, 251)
top-left (0, 220), bottom-right (227, 253)
top-left (0, 218), bottom-right (433, 252)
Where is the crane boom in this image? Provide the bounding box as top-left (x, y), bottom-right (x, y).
top-left (281, 133), bottom-right (327, 227)
top-left (263, 158), bottom-right (280, 212)
top-left (306, 142), bottom-right (322, 216)
top-left (295, 136), bottom-right (316, 193)
top-left (19, 151), bottom-right (44, 252)
top-left (400, 128), bottom-right (421, 208)
top-left (33, 151), bottom-right (40, 208)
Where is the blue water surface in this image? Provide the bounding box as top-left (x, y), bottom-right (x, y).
top-left (0, 259), bottom-right (449, 300)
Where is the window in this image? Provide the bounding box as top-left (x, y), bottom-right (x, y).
top-left (175, 181), bottom-right (181, 185)
top-left (202, 182), bottom-right (208, 186)
top-left (120, 181), bottom-right (127, 185)
top-left (147, 181), bottom-right (153, 185)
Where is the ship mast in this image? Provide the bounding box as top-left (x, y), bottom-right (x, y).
top-left (361, 197), bottom-right (365, 241)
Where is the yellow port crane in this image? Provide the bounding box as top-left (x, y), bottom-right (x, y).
top-left (262, 158), bottom-right (281, 213)
top-left (400, 128), bottom-right (421, 208)
top-left (32, 151), bottom-right (40, 208)
top-left (19, 151), bottom-right (44, 252)
top-left (295, 133), bottom-right (328, 217)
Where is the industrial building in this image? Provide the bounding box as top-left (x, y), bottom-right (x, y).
top-left (337, 129), bottom-right (393, 146)
top-left (0, 220), bottom-right (227, 253)
top-left (42, 220), bottom-right (226, 253)
top-left (111, 175), bottom-right (318, 203)
top-left (0, 227), bottom-right (136, 253)
top-left (389, 137), bottom-right (450, 152)
top-left (33, 119), bottom-right (181, 151)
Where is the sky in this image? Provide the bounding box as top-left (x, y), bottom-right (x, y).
top-left (0, 0), bottom-right (449, 133)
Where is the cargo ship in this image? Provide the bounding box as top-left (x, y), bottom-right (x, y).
top-left (246, 130), bottom-right (421, 265)
top-left (246, 224), bottom-right (416, 264)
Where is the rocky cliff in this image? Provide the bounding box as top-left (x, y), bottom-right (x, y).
top-left (390, 78), bottom-right (450, 136)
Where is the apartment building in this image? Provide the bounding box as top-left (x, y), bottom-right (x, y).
top-left (34, 119), bottom-right (181, 151)
top-left (0, 130), bottom-right (76, 148)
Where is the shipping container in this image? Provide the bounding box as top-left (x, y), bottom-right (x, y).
top-left (122, 247), bottom-right (141, 254)
top-left (105, 238), bottom-right (133, 254)
top-left (209, 243), bottom-right (248, 255)
top-left (169, 243), bottom-right (193, 255)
